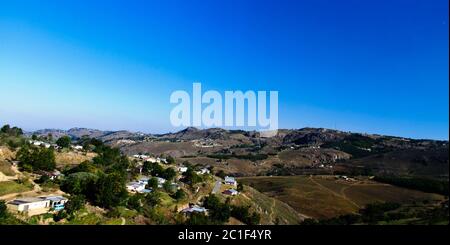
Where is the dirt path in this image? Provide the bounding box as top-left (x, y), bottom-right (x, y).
top-left (309, 176), bottom-right (361, 209)
top-left (211, 180), bottom-right (222, 194)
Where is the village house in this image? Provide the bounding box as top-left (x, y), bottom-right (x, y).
top-left (224, 176), bottom-right (237, 187)
top-left (126, 181), bottom-right (151, 193)
top-left (38, 170), bottom-right (63, 180)
top-left (71, 145), bottom-right (83, 150)
top-left (7, 196), bottom-right (68, 216)
top-left (178, 166), bottom-right (188, 173)
top-left (134, 154), bottom-right (150, 160)
top-left (181, 204), bottom-right (208, 214)
top-left (196, 168), bottom-right (210, 175)
top-left (156, 177), bottom-right (166, 188)
top-left (223, 189), bottom-right (239, 196)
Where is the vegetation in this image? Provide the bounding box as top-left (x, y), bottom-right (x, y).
top-left (1, 124), bottom-right (23, 137)
top-left (0, 200), bottom-right (25, 224)
top-left (56, 136), bottom-right (72, 148)
top-left (16, 145), bottom-right (56, 171)
top-left (0, 180), bottom-right (33, 196)
top-left (0, 124), bottom-right (25, 150)
top-left (374, 175), bottom-right (449, 195)
top-left (301, 200), bottom-right (449, 225)
top-left (0, 160), bottom-right (15, 176)
top-left (207, 153), bottom-right (268, 161)
top-left (230, 205), bottom-right (260, 225)
top-left (322, 134), bottom-right (382, 158)
top-left (60, 139), bottom-right (129, 209)
top-left (181, 167), bottom-right (203, 185)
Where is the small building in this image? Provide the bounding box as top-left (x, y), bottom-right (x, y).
top-left (43, 196), bottom-right (68, 211)
top-left (38, 170), bottom-right (63, 180)
top-left (224, 176), bottom-right (237, 187)
top-left (126, 182), bottom-right (146, 193)
top-left (72, 145), bottom-right (83, 150)
top-left (156, 177), bottom-right (166, 188)
top-left (178, 166), bottom-right (188, 173)
top-left (7, 196), bottom-right (68, 216)
top-left (223, 189), bottom-right (239, 196)
top-left (196, 168), bottom-right (210, 175)
top-left (138, 176), bottom-right (150, 185)
top-left (181, 205), bottom-right (208, 214)
top-left (146, 157), bottom-right (158, 163)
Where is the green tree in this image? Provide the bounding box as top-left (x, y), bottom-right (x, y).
top-left (162, 167), bottom-right (176, 181)
top-left (166, 155), bottom-right (175, 165)
top-left (127, 194), bottom-right (144, 212)
top-left (0, 125), bottom-right (10, 134)
top-left (145, 191), bottom-right (162, 207)
top-left (237, 183), bottom-right (244, 192)
top-left (146, 177), bottom-right (159, 189)
top-left (64, 195), bottom-right (85, 216)
top-left (203, 194), bottom-right (231, 224)
top-left (0, 200), bottom-right (7, 219)
top-left (173, 189), bottom-right (186, 201)
top-left (56, 136), bottom-right (71, 148)
top-left (182, 167), bottom-right (202, 185)
top-left (16, 145), bottom-right (56, 171)
top-left (94, 172), bottom-right (128, 208)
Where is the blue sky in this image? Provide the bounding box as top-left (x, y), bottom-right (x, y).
top-left (0, 0), bottom-right (448, 139)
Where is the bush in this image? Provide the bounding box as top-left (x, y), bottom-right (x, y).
top-left (173, 189), bottom-right (186, 201)
top-left (56, 136), bottom-right (71, 148)
top-left (16, 145), bottom-right (56, 171)
top-left (374, 175), bottom-right (449, 195)
top-left (0, 201), bottom-right (7, 219)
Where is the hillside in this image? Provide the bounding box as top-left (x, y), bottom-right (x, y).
top-left (239, 175), bottom-right (445, 220)
top-left (27, 127), bottom-right (450, 180)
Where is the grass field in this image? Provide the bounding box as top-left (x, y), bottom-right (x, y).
top-left (55, 151), bottom-right (96, 168)
top-left (229, 185), bottom-right (307, 224)
top-left (239, 175), bottom-right (444, 219)
top-left (0, 160), bottom-right (15, 176)
top-left (0, 181), bottom-right (32, 196)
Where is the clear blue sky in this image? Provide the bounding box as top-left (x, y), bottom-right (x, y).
top-left (0, 0), bottom-right (448, 139)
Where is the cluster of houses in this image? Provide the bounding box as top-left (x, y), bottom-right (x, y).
top-left (133, 154), bottom-right (167, 164)
top-left (6, 195), bottom-right (68, 216)
top-left (223, 176), bottom-right (239, 196)
top-left (28, 140), bottom-right (83, 151)
top-left (28, 140), bottom-right (58, 149)
top-left (176, 165), bottom-right (210, 175)
top-left (126, 176), bottom-right (181, 194)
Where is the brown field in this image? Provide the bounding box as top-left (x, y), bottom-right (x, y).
top-left (0, 159), bottom-right (15, 176)
top-left (239, 175), bottom-right (444, 219)
top-left (55, 151), bottom-right (96, 168)
top-left (226, 185), bottom-right (307, 224)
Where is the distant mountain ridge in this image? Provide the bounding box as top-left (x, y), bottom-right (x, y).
top-left (27, 127), bottom-right (148, 142)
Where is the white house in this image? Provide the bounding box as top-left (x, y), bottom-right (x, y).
top-left (223, 189), bottom-right (239, 196)
top-left (181, 205), bottom-right (208, 214)
top-left (134, 154), bottom-right (150, 160)
top-left (7, 196), bottom-right (68, 216)
top-left (196, 168), bottom-right (210, 175)
top-left (146, 157), bottom-right (158, 163)
top-left (138, 176), bottom-right (150, 185)
top-left (126, 182), bottom-right (146, 193)
top-left (156, 177), bottom-right (166, 188)
top-left (72, 145), bottom-right (83, 150)
top-left (178, 166), bottom-right (188, 173)
top-left (224, 176), bottom-right (237, 187)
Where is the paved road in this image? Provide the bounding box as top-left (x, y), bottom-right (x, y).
top-left (212, 180), bottom-right (222, 194)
